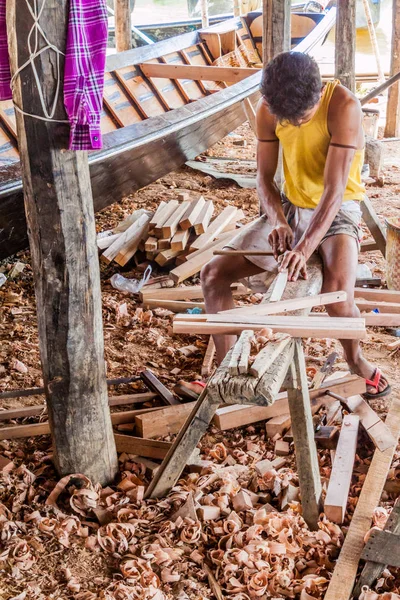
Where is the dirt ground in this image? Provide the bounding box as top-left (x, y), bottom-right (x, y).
top-left (0, 125), bottom-right (399, 600)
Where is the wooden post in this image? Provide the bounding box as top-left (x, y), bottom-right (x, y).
top-left (385, 0), bottom-right (400, 137)
top-left (7, 0), bottom-right (118, 485)
top-left (201, 0), bottom-right (209, 28)
top-left (287, 340), bottom-right (323, 530)
top-left (114, 0), bottom-right (132, 52)
top-left (335, 0), bottom-right (356, 92)
top-left (233, 0), bottom-right (241, 17)
top-left (262, 0), bottom-right (291, 65)
top-left (362, 0), bottom-right (385, 84)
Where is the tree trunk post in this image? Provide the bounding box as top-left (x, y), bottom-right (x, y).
top-left (114, 0), bottom-right (132, 52)
top-left (262, 0), bottom-right (291, 65)
top-left (385, 0), bottom-right (400, 137)
top-left (335, 0), bottom-right (356, 92)
top-left (7, 0), bottom-right (118, 485)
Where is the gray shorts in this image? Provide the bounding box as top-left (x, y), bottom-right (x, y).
top-left (225, 197), bottom-right (362, 272)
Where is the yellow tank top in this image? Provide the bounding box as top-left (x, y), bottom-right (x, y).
top-left (275, 80), bottom-right (365, 209)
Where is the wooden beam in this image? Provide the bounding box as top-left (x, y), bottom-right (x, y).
top-left (335, 0), bottom-right (356, 91)
top-left (269, 270), bottom-right (288, 302)
top-left (194, 200), bottom-right (214, 235)
top-left (221, 291), bottom-right (347, 316)
top-left (262, 0), bottom-right (291, 64)
top-left (228, 330), bottom-right (253, 375)
top-left (354, 287), bottom-right (400, 303)
top-left (139, 62), bottom-right (257, 83)
top-left (190, 206), bottom-right (238, 251)
top-left (361, 530), bottom-right (400, 567)
top-left (7, 0), bottom-right (118, 485)
top-left (135, 401), bottom-right (196, 438)
top-left (201, 336), bottom-right (216, 378)
top-left (287, 340), bottom-right (322, 530)
top-left (140, 283), bottom-right (248, 302)
top-left (360, 198), bottom-right (387, 257)
top-left (324, 395), bottom-right (400, 600)
top-left (114, 435), bottom-right (171, 459)
top-left (384, 0), bottom-right (400, 137)
top-left (140, 370), bottom-right (180, 406)
top-left (324, 414), bottom-right (360, 524)
top-left (180, 196), bottom-right (206, 230)
top-left (114, 0), bottom-right (132, 52)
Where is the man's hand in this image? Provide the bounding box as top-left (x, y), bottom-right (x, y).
top-left (279, 249), bottom-right (308, 282)
top-left (268, 223), bottom-right (293, 260)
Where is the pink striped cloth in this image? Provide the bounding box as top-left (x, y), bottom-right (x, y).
top-left (0, 0), bottom-right (108, 151)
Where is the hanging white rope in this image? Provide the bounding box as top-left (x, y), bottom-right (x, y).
top-left (11, 0), bottom-right (69, 123)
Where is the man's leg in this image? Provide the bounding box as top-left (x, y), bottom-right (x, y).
top-left (201, 255), bottom-right (271, 363)
top-left (319, 234), bottom-right (389, 395)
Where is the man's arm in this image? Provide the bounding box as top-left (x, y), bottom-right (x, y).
top-left (279, 89), bottom-right (364, 281)
top-left (256, 98), bottom-right (293, 258)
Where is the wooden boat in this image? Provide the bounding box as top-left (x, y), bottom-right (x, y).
top-left (0, 8), bottom-right (335, 259)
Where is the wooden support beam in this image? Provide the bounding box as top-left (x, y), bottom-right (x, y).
top-left (139, 62), bottom-right (257, 83)
top-left (286, 340), bottom-right (322, 530)
top-left (335, 0), bottom-right (356, 91)
top-left (324, 414), bottom-right (360, 524)
top-left (384, 0), bottom-right (400, 137)
top-left (361, 530), bottom-right (400, 567)
top-left (7, 0), bottom-right (118, 485)
top-left (324, 395), bottom-right (400, 600)
top-left (114, 0), bottom-right (132, 52)
top-left (262, 0), bottom-right (291, 64)
top-left (360, 198), bottom-right (387, 257)
top-left (354, 498), bottom-right (400, 596)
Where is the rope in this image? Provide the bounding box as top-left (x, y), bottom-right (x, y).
top-left (11, 0), bottom-right (69, 123)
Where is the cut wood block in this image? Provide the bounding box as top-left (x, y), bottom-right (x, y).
top-left (180, 196), bottom-right (206, 230)
top-left (250, 337), bottom-right (291, 378)
top-left (102, 213), bottom-right (150, 264)
top-left (193, 199), bottom-right (214, 235)
top-left (97, 232), bottom-right (121, 250)
top-left (232, 489), bottom-right (254, 511)
top-left (145, 236), bottom-right (158, 252)
top-left (221, 291), bottom-right (347, 317)
top-left (275, 439), bottom-right (290, 455)
top-left (130, 456), bottom-right (161, 476)
top-left (202, 336), bottom-right (216, 378)
top-left (162, 201), bottom-right (190, 238)
top-left (171, 229), bottom-right (190, 252)
top-left (134, 401), bottom-right (196, 438)
top-left (344, 394), bottom-right (396, 452)
top-left (155, 248), bottom-right (181, 266)
top-left (265, 414), bottom-right (291, 438)
top-left (324, 414), bottom-right (360, 524)
top-left (149, 200), bottom-right (167, 229)
top-left (280, 483), bottom-right (299, 510)
top-left (115, 216), bottom-right (151, 266)
top-left (157, 238), bottom-right (171, 250)
top-left (114, 435), bottom-right (171, 460)
top-left (269, 270), bottom-right (288, 302)
top-left (140, 283), bottom-right (248, 302)
top-left (197, 505), bottom-right (221, 521)
top-left (315, 426), bottom-right (340, 449)
top-left (360, 197), bottom-right (387, 257)
top-left (190, 206), bottom-right (238, 251)
top-left (154, 201), bottom-right (179, 237)
top-left (228, 330), bottom-right (253, 375)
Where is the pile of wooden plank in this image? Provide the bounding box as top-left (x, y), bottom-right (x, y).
top-left (97, 194), bottom-right (247, 277)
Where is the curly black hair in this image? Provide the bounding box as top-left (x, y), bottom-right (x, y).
top-left (260, 51), bottom-right (322, 124)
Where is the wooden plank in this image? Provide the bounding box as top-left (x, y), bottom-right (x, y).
top-left (221, 291), bottom-right (347, 316)
top-left (149, 201), bottom-right (167, 229)
top-left (154, 200), bottom-right (180, 236)
top-left (101, 213), bottom-right (149, 264)
top-left (364, 313), bottom-right (400, 326)
top-left (324, 395), bottom-right (400, 600)
top-left (114, 435), bottom-right (171, 460)
top-left (140, 283), bottom-right (248, 302)
top-left (144, 236), bottom-right (158, 252)
top-left (269, 270), bottom-right (288, 302)
top-left (97, 232), bottom-right (121, 250)
top-left (228, 329), bottom-right (253, 375)
top-left (250, 337), bottom-right (291, 378)
top-left (193, 200), bottom-right (215, 235)
top-left (115, 215), bottom-right (151, 266)
top-left (265, 413), bottom-right (291, 438)
top-left (286, 340), bottom-right (322, 530)
top-left (180, 196), bottom-right (206, 230)
top-left (162, 201), bottom-right (191, 238)
top-left (361, 530), bottom-right (400, 567)
top-left (142, 299), bottom-right (205, 312)
top-left (384, 0), bottom-right (400, 137)
top-left (356, 299), bottom-right (400, 313)
top-left (135, 401), bottom-right (196, 438)
top-left (360, 198), bottom-right (387, 257)
top-left (139, 62), bottom-right (257, 83)
top-left (140, 369), bottom-right (180, 405)
top-left (324, 414), bottom-right (360, 524)
top-left (201, 336), bottom-right (216, 378)
top-left (145, 388), bottom-right (220, 498)
top-left (335, 0), bottom-right (356, 91)
top-left (344, 394), bottom-right (396, 452)
top-left (7, 0), bottom-right (118, 486)
top-left (354, 498), bottom-right (400, 595)
top-left (190, 206), bottom-right (238, 251)
top-left (155, 248), bottom-right (181, 266)
top-left (354, 287), bottom-right (400, 303)
top-left (171, 229), bottom-right (190, 252)
top-left (114, 0), bottom-right (132, 52)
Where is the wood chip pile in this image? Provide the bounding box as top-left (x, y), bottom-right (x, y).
top-left (97, 195), bottom-right (248, 283)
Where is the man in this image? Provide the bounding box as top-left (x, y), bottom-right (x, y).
top-left (201, 51), bottom-right (390, 399)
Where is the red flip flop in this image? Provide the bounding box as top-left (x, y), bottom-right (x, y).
top-left (363, 368), bottom-right (392, 400)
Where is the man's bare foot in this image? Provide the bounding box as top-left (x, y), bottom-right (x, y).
top-left (348, 356), bottom-right (390, 397)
